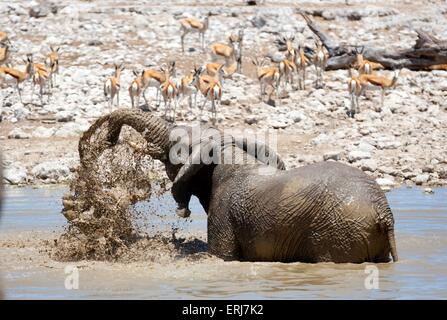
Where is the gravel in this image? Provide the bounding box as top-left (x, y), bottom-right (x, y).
top-left (1, 0), bottom-right (446, 187)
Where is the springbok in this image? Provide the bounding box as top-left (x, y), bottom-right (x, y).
top-left (0, 31), bottom-right (11, 45)
top-left (0, 55), bottom-right (34, 104)
top-left (348, 69), bottom-right (400, 116)
top-left (252, 58), bottom-right (281, 105)
top-left (294, 45), bottom-right (309, 90)
top-left (312, 40), bottom-right (328, 88)
top-left (179, 12), bottom-right (211, 53)
top-left (200, 59), bottom-right (237, 80)
top-left (45, 46), bottom-right (60, 88)
top-left (353, 46), bottom-right (384, 75)
top-left (210, 30), bottom-right (244, 72)
top-left (347, 69), bottom-right (366, 117)
top-left (278, 58), bottom-right (297, 89)
top-left (191, 65), bottom-right (224, 124)
top-left (128, 70), bottom-right (144, 109)
top-left (281, 36), bottom-right (308, 90)
top-left (361, 70), bottom-right (400, 109)
top-left (428, 64), bottom-right (447, 71)
top-left (0, 43), bottom-right (10, 66)
top-left (229, 30), bottom-right (244, 72)
top-left (31, 63), bottom-right (50, 105)
top-left (160, 64), bottom-right (179, 123)
top-left (277, 34), bottom-right (296, 61)
top-left (141, 61), bottom-right (176, 109)
top-left (179, 70), bottom-right (198, 114)
top-left (104, 63), bottom-right (124, 111)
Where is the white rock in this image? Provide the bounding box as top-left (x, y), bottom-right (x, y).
top-left (32, 126), bottom-right (55, 138)
top-left (288, 110), bottom-right (307, 123)
top-left (11, 103), bottom-right (30, 121)
top-left (312, 133), bottom-right (331, 146)
top-left (357, 142), bottom-right (376, 152)
top-left (251, 14), bottom-right (267, 28)
top-left (348, 150), bottom-right (371, 162)
top-left (54, 122), bottom-right (89, 137)
top-left (244, 115), bottom-right (258, 125)
top-left (359, 159), bottom-right (378, 172)
top-left (9, 15), bottom-right (20, 23)
top-left (439, 80), bottom-right (447, 91)
top-left (29, 4), bottom-right (50, 18)
top-left (31, 161), bottom-right (71, 181)
top-left (375, 139), bottom-right (402, 150)
top-left (335, 131), bottom-right (346, 139)
top-left (423, 187), bottom-right (434, 194)
top-left (6, 3), bottom-right (29, 16)
top-left (69, 68), bottom-right (92, 84)
top-left (8, 128), bottom-right (30, 139)
top-left (323, 151), bottom-right (343, 161)
top-left (415, 173), bottom-right (429, 185)
top-left (269, 119), bottom-right (289, 129)
top-left (56, 110), bottom-right (75, 122)
top-left (376, 177), bottom-right (395, 187)
top-left (3, 164), bottom-right (28, 185)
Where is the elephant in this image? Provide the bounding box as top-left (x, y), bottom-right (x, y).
top-left (79, 109), bottom-right (398, 263)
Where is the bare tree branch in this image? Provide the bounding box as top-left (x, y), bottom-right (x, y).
top-left (299, 13), bottom-right (447, 70)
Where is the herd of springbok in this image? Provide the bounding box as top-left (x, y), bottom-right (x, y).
top-left (0, 12), bottom-right (412, 125)
top-left (0, 29), bottom-right (60, 106)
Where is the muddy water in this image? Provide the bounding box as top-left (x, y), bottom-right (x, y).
top-left (0, 186), bottom-right (446, 299)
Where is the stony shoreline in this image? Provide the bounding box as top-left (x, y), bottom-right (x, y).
top-left (1, 0), bottom-right (447, 190)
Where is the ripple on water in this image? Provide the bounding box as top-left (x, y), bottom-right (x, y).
top-left (0, 186), bottom-right (446, 299)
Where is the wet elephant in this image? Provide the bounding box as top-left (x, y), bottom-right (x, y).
top-left (79, 110), bottom-right (398, 263)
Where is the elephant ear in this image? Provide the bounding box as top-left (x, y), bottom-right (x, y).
top-left (171, 132), bottom-right (285, 218)
top-left (171, 139), bottom-right (218, 218)
top-left (233, 137), bottom-right (286, 170)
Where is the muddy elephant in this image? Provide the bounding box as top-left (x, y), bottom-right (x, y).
top-left (79, 110), bottom-right (398, 263)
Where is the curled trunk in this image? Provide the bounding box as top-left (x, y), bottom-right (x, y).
top-left (79, 109), bottom-right (171, 166)
top-left (58, 110), bottom-right (172, 260)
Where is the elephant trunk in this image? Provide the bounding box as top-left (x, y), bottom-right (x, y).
top-left (79, 109), bottom-right (171, 165)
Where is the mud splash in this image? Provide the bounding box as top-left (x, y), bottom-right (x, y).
top-left (51, 119), bottom-right (208, 263)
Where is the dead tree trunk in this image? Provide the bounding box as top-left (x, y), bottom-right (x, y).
top-left (300, 13), bottom-right (447, 71)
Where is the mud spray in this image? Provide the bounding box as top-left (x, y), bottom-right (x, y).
top-left (51, 118), bottom-right (211, 263)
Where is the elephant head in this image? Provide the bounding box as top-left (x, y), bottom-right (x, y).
top-left (79, 109), bottom-right (285, 217)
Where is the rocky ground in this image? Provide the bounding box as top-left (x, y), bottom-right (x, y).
top-left (1, 0), bottom-right (447, 190)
